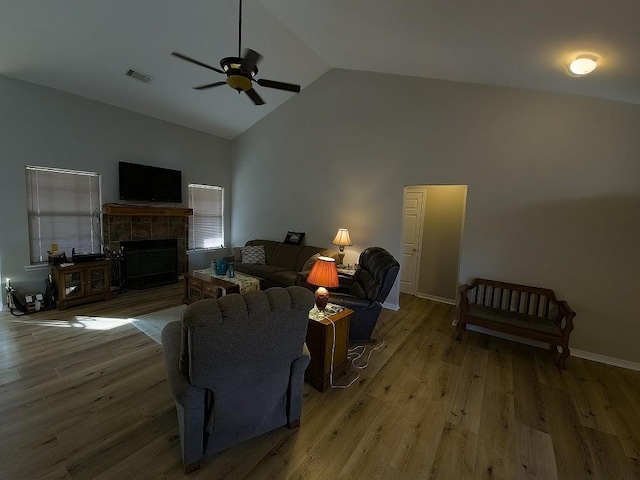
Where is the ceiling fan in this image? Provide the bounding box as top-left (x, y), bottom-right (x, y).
top-left (171, 0), bottom-right (301, 106)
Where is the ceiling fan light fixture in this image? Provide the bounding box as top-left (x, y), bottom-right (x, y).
top-left (569, 55), bottom-right (598, 76)
top-left (226, 74), bottom-right (252, 92)
top-left (221, 57), bottom-right (257, 76)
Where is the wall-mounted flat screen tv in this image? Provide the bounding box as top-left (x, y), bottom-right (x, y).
top-left (119, 161), bottom-right (182, 203)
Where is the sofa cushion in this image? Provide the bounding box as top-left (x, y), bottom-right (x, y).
top-left (270, 243), bottom-right (303, 270)
top-left (241, 245), bottom-right (266, 264)
top-left (270, 270), bottom-right (299, 287)
top-left (234, 263), bottom-right (289, 279)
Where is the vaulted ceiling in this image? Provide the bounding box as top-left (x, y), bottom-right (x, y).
top-left (1, 0), bottom-right (638, 139)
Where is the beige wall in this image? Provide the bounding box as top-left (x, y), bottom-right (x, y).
top-left (417, 185), bottom-right (467, 302)
top-left (0, 76), bottom-right (232, 292)
top-left (231, 68), bottom-right (640, 363)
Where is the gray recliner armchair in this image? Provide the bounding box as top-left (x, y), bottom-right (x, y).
top-left (328, 247), bottom-right (400, 342)
top-left (161, 286), bottom-right (314, 473)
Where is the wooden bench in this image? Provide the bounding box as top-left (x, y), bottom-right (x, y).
top-left (456, 278), bottom-right (576, 369)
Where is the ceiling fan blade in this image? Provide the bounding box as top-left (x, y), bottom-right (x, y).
top-left (171, 52), bottom-right (225, 74)
top-left (245, 88), bottom-right (265, 106)
top-left (193, 81), bottom-right (227, 90)
top-left (256, 78), bottom-right (301, 93)
top-left (241, 49), bottom-right (262, 72)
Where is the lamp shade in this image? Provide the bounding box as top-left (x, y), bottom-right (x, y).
top-left (332, 228), bottom-right (353, 250)
top-left (307, 256), bottom-right (339, 288)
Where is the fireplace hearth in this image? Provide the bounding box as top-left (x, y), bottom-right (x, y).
top-left (121, 239), bottom-right (178, 290)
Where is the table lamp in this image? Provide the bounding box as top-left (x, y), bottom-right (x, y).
top-left (332, 228), bottom-right (352, 265)
top-left (307, 256), bottom-right (339, 310)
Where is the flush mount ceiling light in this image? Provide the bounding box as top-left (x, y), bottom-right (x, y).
top-left (569, 55), bottom-right (598, 76)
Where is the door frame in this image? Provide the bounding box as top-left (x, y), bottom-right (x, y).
top-left (400, 186), bottom-right (426, 296)
top-left (400, 184), bottom-right (468, 304)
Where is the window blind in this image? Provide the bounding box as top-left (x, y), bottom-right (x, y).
top-left (25, 166), bottom-right (101, 263)
top-left (188, 184), bottom-right (224, 250)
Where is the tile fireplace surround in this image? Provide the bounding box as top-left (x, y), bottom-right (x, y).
top-left (102, 204), bottom-right (193, 275)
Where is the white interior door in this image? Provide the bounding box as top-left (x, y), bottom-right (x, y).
top-left (400, 188), bottom-right (424, 295)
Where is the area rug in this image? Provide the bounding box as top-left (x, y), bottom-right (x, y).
top-left (130, 305), bottom-right (186, 344)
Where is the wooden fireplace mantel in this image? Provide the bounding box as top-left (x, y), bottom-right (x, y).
top-left (102, 203), bottom-right (193, 217)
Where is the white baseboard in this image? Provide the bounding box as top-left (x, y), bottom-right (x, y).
top-left (571, 349), bottom-right (640, 372)
top-left (455, 323), bottom-right (640, 372)
top-left (383, 301), bottom-right (400, 311)
top-left (417, 293), bottom-right (456, 306)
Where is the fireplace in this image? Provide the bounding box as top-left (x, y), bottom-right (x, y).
top-left (101, 203), bottom-right (192, 289)
top-left (121, 239), bottom-right (178, 290)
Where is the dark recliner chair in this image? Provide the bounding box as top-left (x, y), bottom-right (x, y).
top-left (328, 247), bottom-right (400, 342)
top-left (161, 286), bottom-right (314, 473)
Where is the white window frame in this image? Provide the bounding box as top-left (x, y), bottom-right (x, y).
top-left (25, 166), bottom-right (102, 264)
top-left (188, 184), bottom-right (224, 251)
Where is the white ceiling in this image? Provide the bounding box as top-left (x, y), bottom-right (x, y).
top-left (1, 0), bottom-right (638, 139)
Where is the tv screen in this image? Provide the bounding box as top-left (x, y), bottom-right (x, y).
top-left (119, 161), bottom-right (182, 203)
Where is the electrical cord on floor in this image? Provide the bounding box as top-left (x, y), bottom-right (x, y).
top-left (349, 327), bottom-right (385, 370)
top-left (329, 319), bottom-right (360, 389)
top-left (6, 288), bottom-right (27, 317)
top-left (328, 324), bottom-right (385, 389)
top-left (9, 307), bottom-right (28, 317)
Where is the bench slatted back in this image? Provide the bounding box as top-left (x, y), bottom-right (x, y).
top-left (465, 279), bottom-right (559, 321)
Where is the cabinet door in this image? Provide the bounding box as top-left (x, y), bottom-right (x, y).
top-left (61, 269), bottom-right (85, 300)
top-left (87, 265), bottom-right (109, 295)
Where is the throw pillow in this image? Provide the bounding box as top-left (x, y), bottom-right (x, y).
top-left (241, 245), bottom-right (266, 264)
top-left (301, 253), bottom-right (321, 272)
top-left (284, 231), bottom-right (305, 245)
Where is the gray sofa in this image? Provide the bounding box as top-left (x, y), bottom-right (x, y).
top-left (227, 239), bottom-right (340, 288)
top-left (161, 286), bottom-right (314, 473)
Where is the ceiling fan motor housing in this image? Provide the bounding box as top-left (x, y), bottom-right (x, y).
top-left (221, 57), bottom-right (256, 92)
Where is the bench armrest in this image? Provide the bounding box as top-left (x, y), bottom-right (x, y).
top-left (558, 300), bottom-right (576, 333)
top-left (459, 283), bottom-right (473, 310)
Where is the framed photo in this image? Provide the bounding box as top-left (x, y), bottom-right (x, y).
top-left (284, 231), bottom-right (305, 245)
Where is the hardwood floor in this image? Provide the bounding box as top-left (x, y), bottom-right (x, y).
top-left (1, 284), bottom-right (639, 479)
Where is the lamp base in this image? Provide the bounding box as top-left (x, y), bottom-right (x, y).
top-left (314, 287), bottom-right (330, 310)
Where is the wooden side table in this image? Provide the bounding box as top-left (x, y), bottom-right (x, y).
top-left (51, 260), bottom-right (112, 310)
top-left (305, 306), bottom-right (353, 392)
top-left (336, 266), bottom-right (356, 277)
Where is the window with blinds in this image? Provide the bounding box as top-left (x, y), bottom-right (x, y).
top-left (25, 166), bottom-right (101, 264)
top-left (188, 184), bottom-right (224, 250)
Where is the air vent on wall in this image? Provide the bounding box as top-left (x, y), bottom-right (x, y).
top-left (125, 68), bottom-right (153, 83)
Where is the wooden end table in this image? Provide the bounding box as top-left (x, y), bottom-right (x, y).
top-left (305, 305), bottom-right (353, 392)
top-left (183, 271), bottom-right (240, 304)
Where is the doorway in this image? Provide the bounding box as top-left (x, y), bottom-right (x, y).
top-left (400, 185), bottom-right (467, 304)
